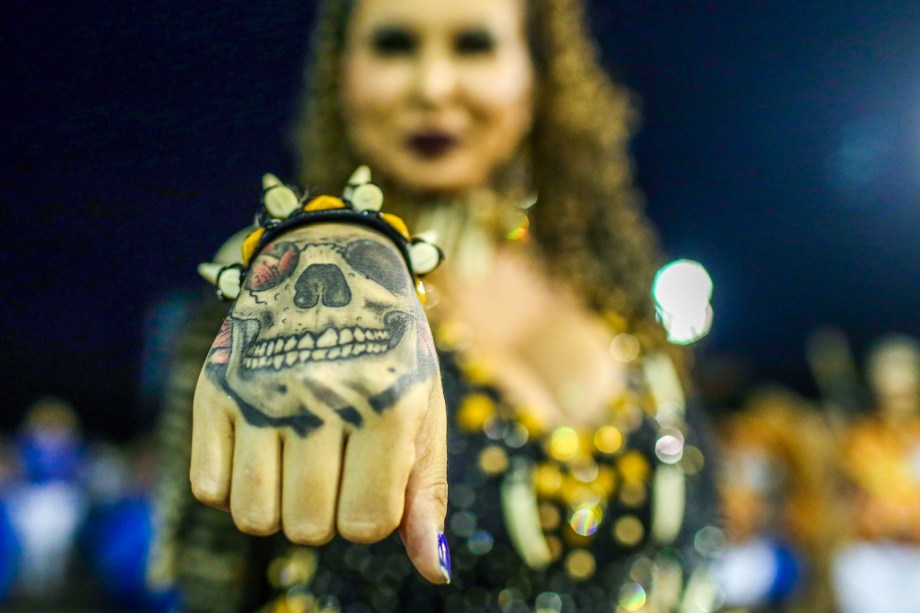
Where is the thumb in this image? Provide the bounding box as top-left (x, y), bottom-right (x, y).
top-left (399, 381), bottom-right (450, 584)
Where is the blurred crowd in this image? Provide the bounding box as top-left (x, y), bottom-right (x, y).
top-left (0, 330), bottom-right (917, 613)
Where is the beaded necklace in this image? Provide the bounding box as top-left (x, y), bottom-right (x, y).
top-left (433, 315), bottom-right (707, 594)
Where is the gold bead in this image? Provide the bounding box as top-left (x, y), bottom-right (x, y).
top-left (594, 425), bottom-right (623, 455)
top-left (548, 427), bottom-right (579, 462)
top-left (539, 502), bottom-right (562, 530)
top-left (619, 482), bottom-right (648, 507)
top-left (564, 549), bottom-right (596, 580)
top-left (613, 515), bottom-right (645, 547)
top-left (478, 445), bottom-right (509, 476)
top-left (590, 465), bottom-right (618, 498)
top-left (535, 462), bottom-right (564, 497)
top-left (456, 394), bottom-right (494, 432)
top-left (618, 450), bottom-right (651, 483)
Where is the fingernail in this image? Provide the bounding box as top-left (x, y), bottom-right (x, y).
top-left (437, 531), bottom-right (451, 584)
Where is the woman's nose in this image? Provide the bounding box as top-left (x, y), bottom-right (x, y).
top-left (413, 53), bottom-right (459, 107)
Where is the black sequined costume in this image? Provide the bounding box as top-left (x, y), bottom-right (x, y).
top-left (154, 301), bottom-right (720, 613)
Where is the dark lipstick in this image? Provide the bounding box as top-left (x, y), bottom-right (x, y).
top-left (408, 132), bottom-right (458, 158)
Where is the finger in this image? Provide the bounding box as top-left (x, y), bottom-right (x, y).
top-left (337, 387), bottom-right (426, 544)
top-left (190, 370), bottom-right (235, 510)
top-left (230, 423), bottom-right (282, 536)
top-left (281, 422), bottom-right (344, 546)
top-left (399, 381), bottom-right (449, 584)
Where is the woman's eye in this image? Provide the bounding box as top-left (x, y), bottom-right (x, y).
top-left (371, 27), bottom-right (416, 56)
top-left (455, 30), bottom-right (495, 55)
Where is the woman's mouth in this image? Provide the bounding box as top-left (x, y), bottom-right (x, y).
top-left (407, 132), bottom-right (459, 158)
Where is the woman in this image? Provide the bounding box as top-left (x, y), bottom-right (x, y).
top-left (154, 0), bottom-right (720, 610)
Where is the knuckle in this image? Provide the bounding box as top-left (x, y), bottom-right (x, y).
top-left (338, 515), bottom-right (401, 544)
top-left (283, 521), bottom-right (335, 546)
top-left (190, 477), bottom-right (228, 508)
top-left (233, 509), bottom-right (281, 536)
top-left (426, 480), bottom-right (449, 514)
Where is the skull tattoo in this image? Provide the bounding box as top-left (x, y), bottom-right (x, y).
top-left (206, 228), bottom-right (435, 437)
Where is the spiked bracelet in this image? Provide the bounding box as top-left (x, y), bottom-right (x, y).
top-left (198, 166), bottom-right (443, 302)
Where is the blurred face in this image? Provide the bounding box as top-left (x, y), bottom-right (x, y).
top-left (340, 0), bottom-right (534, 195)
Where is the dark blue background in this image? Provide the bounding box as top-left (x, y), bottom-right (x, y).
top-left (2, 1), bottom-right (918, 438)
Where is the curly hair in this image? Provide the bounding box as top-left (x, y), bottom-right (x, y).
top-left (293, 0), bottom-right (671, 353)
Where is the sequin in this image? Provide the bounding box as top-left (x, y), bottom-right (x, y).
top-left (593, 425), bottom-right (623, 455)
top-left (483, 416), bottom-right (510, 440)
top-left (534, 592), bottom-right (563, 613)
top-left (568, 504), bottom-right (602, 537)
top-left (570, 458), bottom-right (599, 483)
top-left (267, 549), bottom-right (318, 589)
top-left (617, 583), bottom-right (647, 611)
top-left (654, 428), bottom-right (685, 464)
top-left (539, 502), bottom-right (562, 530)
top-left (628, 557), bottom-right (658, 585)
top-left (693, 526), bottom-right (725, 558)
top-left (610, 333), bottom-right (641, 363)
top-left (457, 394), bottom-right (495, 432)
top-left (498, 587), bottom-right (525, 608)
top-left (681, 445), bottom-right (705, 475)
top-left (503, 422), bottom-right (530, 448)
top-left (274, 590), bottom-right (316, 613)
top-left (546, 535), bottom-right (563, 562)
top-left (516, 410), bottom-right (544, 436)
top-left (613, 515), bottom-right (645, 547)
top-left (343, 545), bottom-right (371, 573)
top-left (564, 549), bottom-right (596, 580)
top-left (450, 511), bottom-right (478, 538)
top-left (316, 594), bottom-right (342, 612)
top-left (479, 445), bottom-right (509, 475)
top-left (451, 484), bottom-right (477, 509)
top-left (560, 476), bottom-right (601, 508)
top-left (548, 427), bottom-right (580, 462)
top-left (468, 530), bottom-right (494, 555)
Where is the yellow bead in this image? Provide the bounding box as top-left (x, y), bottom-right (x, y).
top-left (242, 227), bottom-right (265, 263)
top-left (618, 450), bottom-right (651, 483)
top-left (462, 360), bottom-right (494, 386)
top-left (613, 515), bottom-right (645, 547)
top-left (590, 465), bottom-right (618, 498)
top-left (594, 425), bottom-right (623, 455)
top-left (381, 213), bottom-right (411, 240)
top-left (619, 482), bottom-right (648, 507)
top-left (564, 549), bottom-right (596, 580)
top-left (478, 445), bottom-right (509, 475)
top-left (516, 410), bottom-right (544, 437)
top-left (457, 394), bottom-right (495, 432)
top-left (548, 427), bottom-right (579, 462)
top-left (303, 195), bottom-right (346, 211)
top-left (538, 502), bottom-right (562, 530)
top-left (535, 463), bottom-right (564, 497)
top-left (416, 278), bottom-right (426, 304)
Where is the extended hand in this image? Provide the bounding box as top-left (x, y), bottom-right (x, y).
top-left (190, 223), bottom-right (449, 584)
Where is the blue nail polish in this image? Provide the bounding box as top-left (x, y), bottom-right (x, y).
top-left (437, 531), bottom-right (452, 584)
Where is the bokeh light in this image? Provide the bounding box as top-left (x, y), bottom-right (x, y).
top-left (653, 260), bottom-right (714, 345)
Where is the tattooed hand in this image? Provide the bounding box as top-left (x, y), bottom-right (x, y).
top-left (190, 224), bottom-right (449, 585)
